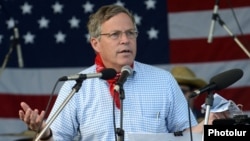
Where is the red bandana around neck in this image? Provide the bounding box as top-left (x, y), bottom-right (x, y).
top-left (95, 54), bottom-right (121, 109)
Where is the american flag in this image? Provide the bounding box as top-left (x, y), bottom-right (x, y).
top-left (0, 0), bottom-right (250, 135)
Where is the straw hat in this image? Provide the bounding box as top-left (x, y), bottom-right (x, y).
top-left (171, 66), bottom-right (207, 89)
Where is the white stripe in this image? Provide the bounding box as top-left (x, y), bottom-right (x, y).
top-left (0, 67), bottom-right (84, 94)
top-left (0, 118), bottom-right (27, 134)
top-left (168, 7), bottom-right (250, 39)
top-left (0, 59), bottom-right (249, 94)
top-left (156, 59), bottom-right (250, 88)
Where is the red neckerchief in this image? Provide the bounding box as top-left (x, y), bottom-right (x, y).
top-left (95, 54), bottom-right (121, 109)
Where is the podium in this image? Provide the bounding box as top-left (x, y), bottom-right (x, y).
top-left (0, 136), bottom-right (32, 141)
top-left (0, 130), bottom-right (34, 141)
top-left (127, 132), bottom-right (202, 141)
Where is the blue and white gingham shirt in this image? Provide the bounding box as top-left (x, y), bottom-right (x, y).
top-left (48, 61), bottom-right (198, 141)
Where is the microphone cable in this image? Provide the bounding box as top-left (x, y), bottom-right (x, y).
top-left (112, 93), bottom-right (118, 141)
top-left (210, 0), bottom-right (250, 57)
top-left (187, 98), bottom-right (194, 141)
top-left (226, 0), bottom-right (250, 51)
top-left (33, 79), bottom-right (61, 140)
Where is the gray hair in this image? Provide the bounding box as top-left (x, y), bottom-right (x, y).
top-left (87, 4), bottom-right (137, 39)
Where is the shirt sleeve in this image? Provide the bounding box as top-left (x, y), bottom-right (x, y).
top-left (48, 81), bottom-right (79, 141)
top-left (165, 74), bottom-right (198, 132)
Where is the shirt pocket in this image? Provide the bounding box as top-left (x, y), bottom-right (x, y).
top-left (125, 110), bottom-right (167, 133)
top-left (141, 113), bottom-right (167, 133)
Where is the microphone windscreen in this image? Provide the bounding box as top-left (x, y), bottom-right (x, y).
top-left (100, 68), bottom-right (117, 80)
top-left (122, 65), bottom-right (133, 75)
top-left (209, 68), bottom-right (243, 90)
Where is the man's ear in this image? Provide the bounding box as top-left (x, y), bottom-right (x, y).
top-left (90, 37), bottom-right (100, 52)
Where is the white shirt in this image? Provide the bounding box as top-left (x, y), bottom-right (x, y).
top-left (48, 61), bottom-right (197, 141)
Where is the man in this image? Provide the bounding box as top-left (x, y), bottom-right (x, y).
top-left (171, 66), bottom-right (207, 122)
top-left (19, 5), bottom-right (229, 141)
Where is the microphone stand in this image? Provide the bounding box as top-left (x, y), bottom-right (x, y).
top-left (13, 27), bottom-right (24, 68)
top-left (207, 0), bottom-right (220, 43)
top-left (0, 27), bottom-right (24, 77)
top-left (214, 13), bottom-right (250, 58)
top-left (116, 85), bottom-right (125, 141)
top-left (202, 91), bottom-right (214, 141)
top-left (0, 36), bottom-right (14, 77)
top-left (34, 79), bottom-right (83, 141)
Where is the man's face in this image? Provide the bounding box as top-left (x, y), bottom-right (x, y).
top-left (91, 13), bottom-right (137, 71)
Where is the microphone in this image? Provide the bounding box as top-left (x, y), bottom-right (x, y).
top-left (13, 27), bottom-right (24, 68)
top-left (189, 68), bottom-right (243, 98)
top-left (58, 68), bottom-right (116, 81)
top-left (114, 65), bottom-right (133, 92)
top-left (207, 0), bottom-right (220, 43)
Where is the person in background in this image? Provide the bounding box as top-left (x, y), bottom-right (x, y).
top-left (171, 66), bottom-right (207, 122)
top-left (18, 4), bottom-right (229, 141)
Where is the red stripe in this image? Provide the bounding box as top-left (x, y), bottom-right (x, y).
top-left (1, 87), bottom-right (250, 118)
top-left (167, 0), bottom-right (250, 12)
top-left (170, 35), bottom-right (250, 63)
top-left (194, 86), bottom-right (250, 111)
top-left (0, 93), bottom-right (57, 118)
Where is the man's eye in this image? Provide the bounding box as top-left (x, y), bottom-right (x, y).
top-left (110, 32), bottom-right (119, 37)
top-left (127, 31), bottom-right (134, 36)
